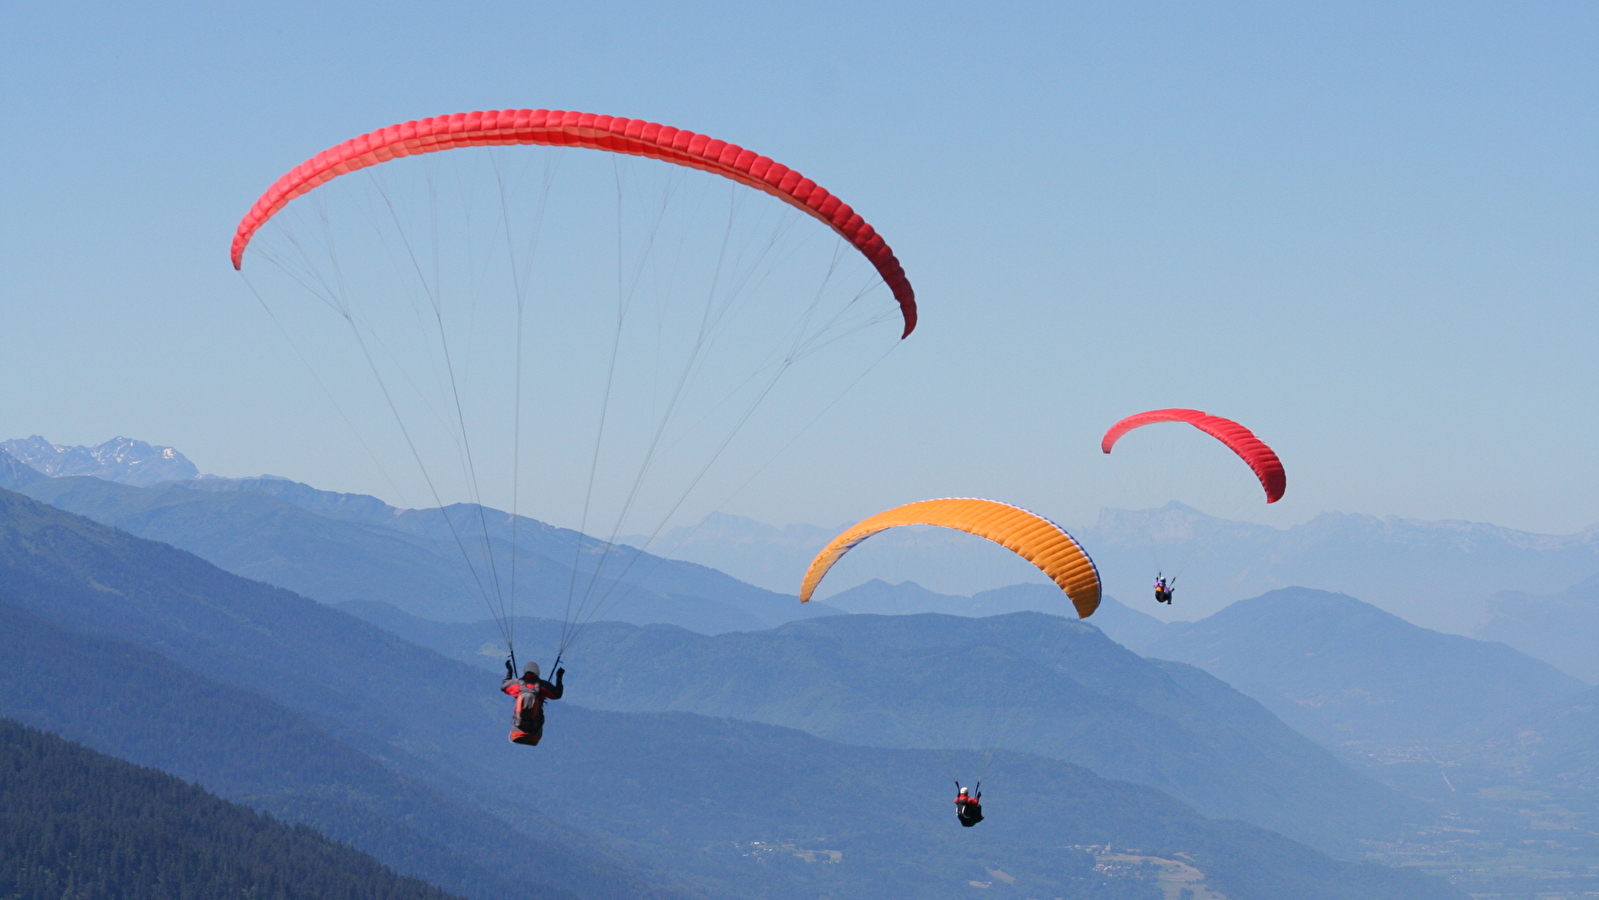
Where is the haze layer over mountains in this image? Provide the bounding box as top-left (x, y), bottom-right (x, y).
top-left (639, 507), bottom-right (1599, 639)
top-left (0, 476), bottom-right (1456, 899)
top-left (3, 436), bottom-right (1598, 897)
top-left (7, 435), bottom-right (1591, 670)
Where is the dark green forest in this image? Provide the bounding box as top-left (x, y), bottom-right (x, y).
top-left (0, 716), bottom-right (458, 900)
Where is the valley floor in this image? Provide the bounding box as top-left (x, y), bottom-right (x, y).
top-left (1364, 797), bottom-right (1599, 899)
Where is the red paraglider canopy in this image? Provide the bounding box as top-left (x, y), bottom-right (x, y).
top-left (1101, 409), bottom-right (1286, 503)
top-left (230, 109), bottom-right (917, 337)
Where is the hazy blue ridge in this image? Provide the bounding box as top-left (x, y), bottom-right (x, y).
top-left (1071, 590), bottom-right (1171, 650)
top-left (1136, 588), bottom-right (1589, 772)
top-left (0, 449), bottom-right (45, 491)
top-left (341, 599), bottom-right (1425, 857)
top-left (620, 511), bottom-right (837, 594)
top-left (19, 476), bottom-right (486, 619)
top-left (642, 504), bottom-right (1599, 635)
top-left (0, 486), bottom-right (1461, 899)
top-left (0, 592), bottom-right (683, 900)
top-left (0, 716), bottom-right (462, 900)
top-left (827, 579), bottom-right (1171, 650)
top-left (20, 474), bottom-right (837, 633)
top-left (1476, 572), bottom-right (1599, 683)
top-left (826, 578), bottom-right (1067, 617)
top-left (186, 475), bottom-right (837, 626)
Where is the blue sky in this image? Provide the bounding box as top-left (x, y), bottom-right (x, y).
top-left (2, 1), bottom-right (1595, 535)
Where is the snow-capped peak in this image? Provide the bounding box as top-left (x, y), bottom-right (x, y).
top-left (0, 435), bottom-right (201, 487)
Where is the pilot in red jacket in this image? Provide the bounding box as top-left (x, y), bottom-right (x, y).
top-left (955, 786), bottom-right (983, 827)
top-left (501, 660), bottom-right (564, 746)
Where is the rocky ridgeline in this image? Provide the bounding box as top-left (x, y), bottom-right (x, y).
top-left (0, 435), bottom-right (200, 487)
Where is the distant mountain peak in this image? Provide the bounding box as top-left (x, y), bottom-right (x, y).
top-left (1, 435), bottom-right (202, 487)
top-left (1477, 572), bottom-right (1599, 683)
top-left (0, 448), bottom-right (46, 490)
top-left (1213, 586), bottom-right (1391, 623)
top-left (1092, 501), bottom-right (1279, 543)
top-left (1296, 509), bottom-right (1595, 550)
top-left (655, 511), bottom-right (835, 546)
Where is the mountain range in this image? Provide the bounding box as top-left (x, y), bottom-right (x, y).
top-left (12, 470), bottom-right (837, 635)
top-left (821, 578), bottom-right (1173, 651)
top-left (12, 436), bottom-right (1599, 641)
top-left (814, 580), bottom-right (1599, 896)
top-left (829, 580), bottom-right (1593, 778)
top-left (1128, 589), bottom-right (1589, 778)
top-left (1, 435), bottom-right (201, 486)
top-left (0, 484), bottom-right (1460, 900)
top-left (5, 436), bottom-right (1593, 895)
top-left (637, 504), bottom-right (1599, 635)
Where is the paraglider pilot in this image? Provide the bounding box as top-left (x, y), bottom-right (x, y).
top-left (1153, 574), bottom-right (1173, 605)
top-left (501, 659), bottom-right (564, 746)
top-left (955, 785), bottom-right (983, 827)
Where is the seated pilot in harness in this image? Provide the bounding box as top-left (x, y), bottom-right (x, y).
top-left (954, 785), bottom-right (984, 827)
top-left (501, 659), bottom-right (564, 746)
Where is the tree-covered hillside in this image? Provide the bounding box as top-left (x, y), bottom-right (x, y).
top-left (0, 716), bottom-right (458, 900)
top-left (0, 597), bottom-right (677, 900)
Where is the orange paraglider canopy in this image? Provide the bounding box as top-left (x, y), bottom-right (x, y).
top-left (799, 498), bottom-right (1100, 618)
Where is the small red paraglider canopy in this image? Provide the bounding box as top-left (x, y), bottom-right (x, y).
top-left (1102, 409), bottom-right (1286, 503)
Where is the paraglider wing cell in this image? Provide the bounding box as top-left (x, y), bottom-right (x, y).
top-left (798, 498), bottom-right (1100, 618)
top-left (230, 109), bottom-right (916, 337)
top-left (1100, 408), bottom-right (1285, 503)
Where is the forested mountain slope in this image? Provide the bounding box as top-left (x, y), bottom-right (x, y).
top-left (0, 717), bottom-right (459, 900)
top-left (0, 597), bottom-right (678, 900)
